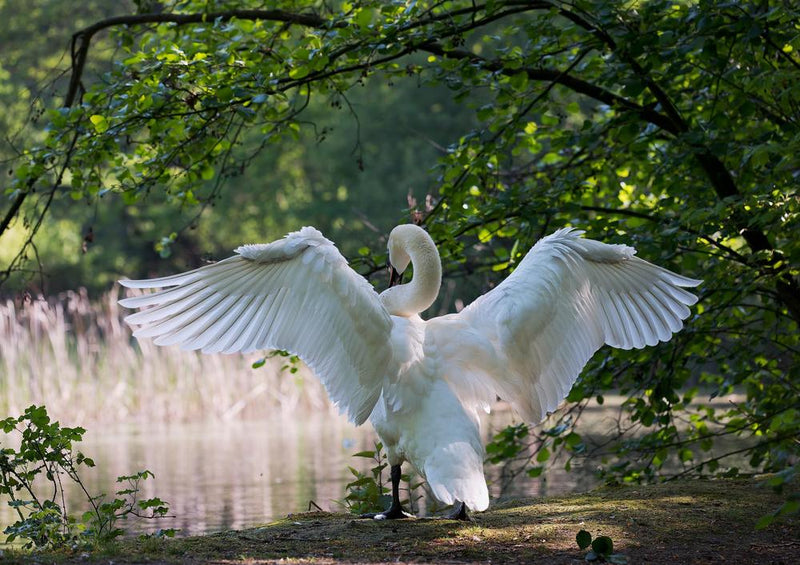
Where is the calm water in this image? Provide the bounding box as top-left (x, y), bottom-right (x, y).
top-left (0, 411), bottom-right (599, 538)
top-left (66, 416), bottom-right (375, 536)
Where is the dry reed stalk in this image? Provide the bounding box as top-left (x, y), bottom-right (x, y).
top-left (0, 287), bottom-right (333, 424)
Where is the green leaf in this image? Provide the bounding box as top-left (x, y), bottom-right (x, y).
top-left (89, 114), bottom-right (109, 133)
top-left (355, 8), bottom-right (375, 29)
top-left (779, 499), bottom-right (800, 517)
top-left (576, 529), bottom-right (592, 550)
top-left (754, 514), bottom-right (773, 530)
top-left (509, 71), bottom-right (528, 91)
top-left (289, 66), bottom-right (309, 79)
top-left (527, 466), bottom-right (543, 478)
top-left (200, 164), bottom-right (215, 181)
top-left (591, 536), bottom-right (614, 556)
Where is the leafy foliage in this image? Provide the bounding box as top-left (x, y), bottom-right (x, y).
top-left (755, 466), bottom-right (799, 530)
top-left (0, 405), bottom-right (174, 549)
top-left (341, 444), bottom-right (392, 516)
top-left (340, 442), bottom-right (421, 515)
top-left (1, 0), bottom-right (798, 520)
top-left (253, 349), bottom-right (301, 374)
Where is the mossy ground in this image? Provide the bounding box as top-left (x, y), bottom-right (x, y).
top-left (2, 477), bottom-right (797, 564)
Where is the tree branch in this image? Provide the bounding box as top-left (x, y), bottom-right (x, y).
top-left (0, 189), bottom-right (27, 241)
top-left (417, 42), bottom-right (679, 135)
top-left (64, 9), bottom-right (342, 108)
top-left (0, 8), bottom-right (344, 276)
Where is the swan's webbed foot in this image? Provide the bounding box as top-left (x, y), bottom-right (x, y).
top-left (370, 502), bottom-right (414, 520)
top-left (445, 501), bottom-right (471, 521)
top-left (358, 464), bottom-right (415, 520)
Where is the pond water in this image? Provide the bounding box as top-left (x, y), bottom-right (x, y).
top-left (0, 410), bottom-right (601, 538)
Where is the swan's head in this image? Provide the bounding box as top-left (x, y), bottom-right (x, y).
top-left (387, 226), bottom-right (413, 274)
top-left (381, 224), bottom-right (442, 316)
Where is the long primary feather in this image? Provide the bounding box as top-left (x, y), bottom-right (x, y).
top-left (119, 226), bottom-right (395, 425)
top-left (428, 228), bottom-right (701, 423)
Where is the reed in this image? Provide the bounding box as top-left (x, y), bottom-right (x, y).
top-left (0, 287), bottom-right (333, 424)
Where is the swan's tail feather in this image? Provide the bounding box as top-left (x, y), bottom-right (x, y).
top-left (424, 443), bottom-right (489, 512)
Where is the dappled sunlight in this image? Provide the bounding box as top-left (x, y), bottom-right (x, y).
top-left (109, 479), bottom-right (796, 564)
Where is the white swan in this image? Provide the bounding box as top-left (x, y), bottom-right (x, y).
top-left (119, 224), bottom-right (700, 519)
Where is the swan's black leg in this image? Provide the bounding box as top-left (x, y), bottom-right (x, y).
top-left (446, 501), bottom-right (470, 521)
top-left (378, 464), bottom-right (413, 519)
top-left (359, 464), bottom-right (413, 520)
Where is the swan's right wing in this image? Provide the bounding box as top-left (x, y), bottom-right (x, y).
top-left (119, 227), bottom-right (394, 425)
top-left (427, 228), bottom-right (700, 423)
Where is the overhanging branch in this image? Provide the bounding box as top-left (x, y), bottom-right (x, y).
top-left (65, 9), bottom-right (342, 108)
top-left (417, 42), bottom-right (678, 134)
top-left (1, 8), bottom-right (346, 251)
top-left (3, 2), bottom-right (798, 321)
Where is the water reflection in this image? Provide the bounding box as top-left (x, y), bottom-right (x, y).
top-left (0, 410), bottom-right (597, 538)
top-left (71, 415), bottom-right (381, 536)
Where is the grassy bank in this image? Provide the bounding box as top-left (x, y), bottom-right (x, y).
top-left (2, 477), bottom-right (796, 564)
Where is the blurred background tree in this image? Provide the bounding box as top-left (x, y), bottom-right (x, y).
top-left (0, 0), bottom-right (478, 292)
top-left (1, 0), bottom-right (797, 516)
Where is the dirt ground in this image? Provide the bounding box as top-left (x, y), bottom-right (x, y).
top-left (2, 477), bottom-right (797, 564)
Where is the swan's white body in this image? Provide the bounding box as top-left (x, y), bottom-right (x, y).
top-left (371, 315), bottom-right (490, 510)
top-left (119, 224), bottom-right (700, 513)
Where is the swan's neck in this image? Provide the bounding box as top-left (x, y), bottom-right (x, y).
top-left (380, 230), bottom-right (442, 317)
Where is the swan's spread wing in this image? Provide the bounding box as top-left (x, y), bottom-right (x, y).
top-left (428, 228), bottom-right (701, 423)
top-left (119, 226), bottom-right (393, 425)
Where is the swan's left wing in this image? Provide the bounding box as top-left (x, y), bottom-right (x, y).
top-left (426, 228), bottom-right (701, 423)
top-left (119, 227), bottom-right (393, 425)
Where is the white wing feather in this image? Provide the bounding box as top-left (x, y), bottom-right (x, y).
top-left (119, 226), bottom-right (394, 425)
top-left (428, 228), bottom-right (701, 423)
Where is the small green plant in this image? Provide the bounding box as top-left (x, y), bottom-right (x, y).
top-left (252, 349), bottom-right (301, 373)
top-left (576, 530), bottom-right (627, 564)
top-left (756, 465), bottom-right (799, 529)
top-left (340, 442), bottom-right (423, 515)
top-left (0, 405), bottom-right (175, 549)
top-left (486, 423), bottom-right (530, 464)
